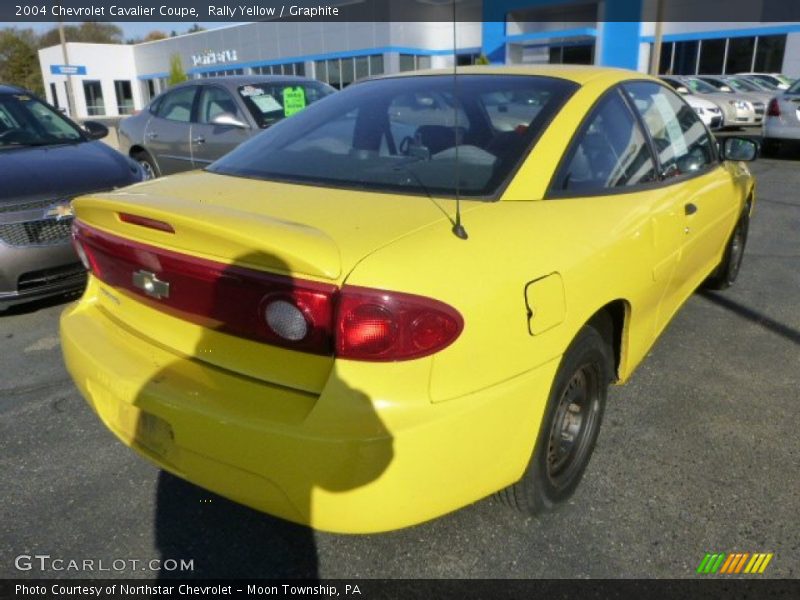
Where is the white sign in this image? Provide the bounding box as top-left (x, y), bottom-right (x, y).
top-left (191, 49), bottom-right (239, 67)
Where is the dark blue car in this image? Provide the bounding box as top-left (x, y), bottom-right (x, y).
top-left (0, 84), bottom-right (143, 311)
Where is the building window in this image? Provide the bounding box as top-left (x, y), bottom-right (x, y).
top-left (754, 34), bottom-right (786, 72)
top-left (698, 38), bottom-right (725, 74)
top-left (369, 55), bottom-right (384, 77)
top-left (725, 37), bottom-right (755, 74)
top-left (49, 83), bottom-right (59, 109)
top-left (549, 44), bottom-right (594, 65)
top-left (657, 42), bottom-right (674, 74)
top-left (114, 80), bottom-right (134, 115)
top-left (251, 62), bottom-right (306, 76)
top-left (399, 54), bottom-right (416, 72)
top-left (457, 53), bottom-right (480, 66)
top-left (673, 40), bottom-right (699, 75)
top-left (82, 80), bottom-right (105, 116)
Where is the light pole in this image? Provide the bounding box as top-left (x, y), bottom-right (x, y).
top-left (58, 10), bottom-right (76, 117)
top-left (649, 0), bottom-right (665, 75)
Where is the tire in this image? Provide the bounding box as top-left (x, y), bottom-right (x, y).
top-left (704, 207), bottom-right (750, 291)
top-left (133, 151), bottom-right (159, 180)
top-left (499, 324), bottom-right (612, 515)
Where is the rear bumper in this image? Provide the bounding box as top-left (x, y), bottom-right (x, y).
top-left (763, 118), bottom-right (800, 140)
top-left (61, 283), bottom-right (559, 533)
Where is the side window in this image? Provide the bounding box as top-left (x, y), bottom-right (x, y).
top-left (623, 82), bottom-right (716, 178)
top-left (197, 86), bottom-right (242, 124)
top-left (550, 89), bottom-right (657, 193)
top-left (155, 87), bottom-right (196, 123)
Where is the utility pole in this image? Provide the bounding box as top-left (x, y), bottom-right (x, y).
top-left (58, 14), bottom-right (76, 118)
top-left (649, 0), bottom-right (665, 75)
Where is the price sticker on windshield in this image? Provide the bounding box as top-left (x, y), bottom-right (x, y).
top-left (282, 87), bottom-right (307, 117)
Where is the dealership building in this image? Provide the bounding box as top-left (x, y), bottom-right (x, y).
top-left (37, 0), bottom-right (800, 119)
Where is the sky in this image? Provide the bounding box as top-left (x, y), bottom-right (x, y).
top-left (10, 21), bottom-right (243, 40)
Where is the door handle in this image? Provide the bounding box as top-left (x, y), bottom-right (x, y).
top-left (146, 132), bottom-right (158, 140)
top-left (192, 136), bottom-right (205, 144)
top-left (684, 202), bottom-right (698, 215)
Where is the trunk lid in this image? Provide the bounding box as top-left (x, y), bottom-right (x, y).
top-left (73, 170), bottom-right (461, 393)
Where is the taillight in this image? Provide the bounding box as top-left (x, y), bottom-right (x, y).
top-left (767, 98), bottom-right (781, 117)
top-left (335, 285), bottom-right (463, 361)
top-left (73, 221), bottom-right (463, 361)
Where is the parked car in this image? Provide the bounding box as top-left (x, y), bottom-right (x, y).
top-left (0, 84), bottom-right (142, 311)
top-left (762, 79), bottom-right (800, 154)
top-left (698, 75), bottom-right (775, 106)
top-left (662, 76), bottom-right (765, 126)
top-left (737, 72), bottom-right (793, 91)
top-left (63, 66), bottom-right (756, 533)
top-left (119, 76), bottom-right (335, 178)
top-left (682, 93), bottom-right (723, 129)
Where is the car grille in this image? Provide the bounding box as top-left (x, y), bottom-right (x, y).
top-left (0, 197), bottom-right (74, 247)
top-left (17, 263), bottom-right (86, 292)
top-left (753, 103), bottom-right (765, 115)
top-left (0, 198), bottom-right (58, 214)
top-left (0, 218), bottom-right (73, 247)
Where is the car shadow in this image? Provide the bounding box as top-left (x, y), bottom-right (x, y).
top-left (699, 290), bottom-right (800, 346)
top-left (119, 250), bottom-right (393, 579)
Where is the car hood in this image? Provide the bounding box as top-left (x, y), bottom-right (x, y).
top-left (0, 140), bottom-right (140, 203)
top-left (684, 94), bottom-right (720, 110)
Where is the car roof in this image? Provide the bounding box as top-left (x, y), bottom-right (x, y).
top-left (373, 65), bottom-right (660, 86)
top-left (170, 75), bottom-right (322, 91)
top-left (0, 83), bottom-right (27, 94)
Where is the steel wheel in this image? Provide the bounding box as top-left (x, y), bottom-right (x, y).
top-left (546, 362), bottom-right (602, 490)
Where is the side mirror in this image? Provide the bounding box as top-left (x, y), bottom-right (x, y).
top-left (721, 137), bottom-right (758, 161)
top-left (83, 120), bottom-right (109, 140)
top-left (720, 86), bottom-right (733, 92)
top-left (211, 112), bottom-right (248, 129)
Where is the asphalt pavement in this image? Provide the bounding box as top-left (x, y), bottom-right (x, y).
top-left (1, 154), bottom-right (798, 580)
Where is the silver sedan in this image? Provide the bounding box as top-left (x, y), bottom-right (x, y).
top-left (119, 75), bottom-right (335, 179)
top-left (763, 79), bottom-right (800, 154)
top-left (662, 76), bottom-right (765, 127)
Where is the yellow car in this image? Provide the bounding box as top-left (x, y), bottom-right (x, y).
top-left (61, 66), bottom-right (756, 533)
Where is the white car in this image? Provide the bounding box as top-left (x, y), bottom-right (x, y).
top-left (763, 79), bottom-right (800, 154)
top-left (738, 73), bottom-right (793, 91)
top-left (683, 94), bottom-right (723, 130)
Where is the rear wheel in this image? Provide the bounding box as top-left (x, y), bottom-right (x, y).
top-left (499, 324), bottom-right (611, 515)
top-left (705, 207), bottom-right (749, 290)
top-left (133, 151), bottom-right (158, 180)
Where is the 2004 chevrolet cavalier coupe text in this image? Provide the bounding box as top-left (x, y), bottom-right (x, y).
top-left (61, 66), bottom-right (757, 533)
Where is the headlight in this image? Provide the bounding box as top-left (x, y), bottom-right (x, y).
top-left (728, 100), bottom-right (750, 110)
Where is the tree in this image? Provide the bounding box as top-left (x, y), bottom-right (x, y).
top-left (38, 22), bottom-right (123, 48)
top-left (475, 54), bottom-right (491, 65)
top-left (186, 24), bottom-right (206, 34)
top-left (0, 28), bottom-right (43, 94)
top-left (144, 30), bottom-right (168, 42)
top-left (168, 54), bottom-right (188, 87)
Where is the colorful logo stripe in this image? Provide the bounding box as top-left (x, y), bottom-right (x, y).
top-left (697, 553), bottom-right (773, 574)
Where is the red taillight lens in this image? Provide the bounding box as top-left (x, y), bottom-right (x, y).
top-left (73, 221), bottom-right (463, 361)
top-left (119, 212), bottom-right (175, 233)
top-left (336, 285), bottom-right (463, 361)
top-left (767, 98), bottom-right (781, 117)
top-left (72, 220), bottom-right (336, 355)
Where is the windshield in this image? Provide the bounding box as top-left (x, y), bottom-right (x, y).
top-left (725, 78), bottom-right (760, 92)
top-left (0, 93), bottom-right (84, 148)
top-left (237, 81), bottom-right (335, 128)
top-left (684, 78), bottom-right (718, 94)
top-left (210, 75), bottom-right (577, 198)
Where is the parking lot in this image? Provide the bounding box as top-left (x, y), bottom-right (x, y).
top-left (1, 153), bottom-right (798, 580)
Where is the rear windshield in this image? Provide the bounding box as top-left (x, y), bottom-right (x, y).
top-left (209, 75), bottom-right (578, 198)
top-left (237, 81), bottom-right (335, 128)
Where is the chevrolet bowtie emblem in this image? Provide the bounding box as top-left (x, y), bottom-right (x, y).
top-left (44, 202), bottom-right (74, 221)
top-left (132, 270), bottom-right (170, 300)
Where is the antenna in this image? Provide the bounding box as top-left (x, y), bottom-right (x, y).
top-left (451, 0), bottom-right (468, 240)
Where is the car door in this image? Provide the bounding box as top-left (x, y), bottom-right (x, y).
top-left (190, 85), bottom-right (253, 168)
top-left (546, 87), bottom-right (686, 343)
top-left (622, 81), bottom-right (740, 309)
top-left (144, 85), bottom-right (197, 175)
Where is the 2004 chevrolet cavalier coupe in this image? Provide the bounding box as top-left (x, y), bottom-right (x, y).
top-left (61, 66), bottom-right (757, 533)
